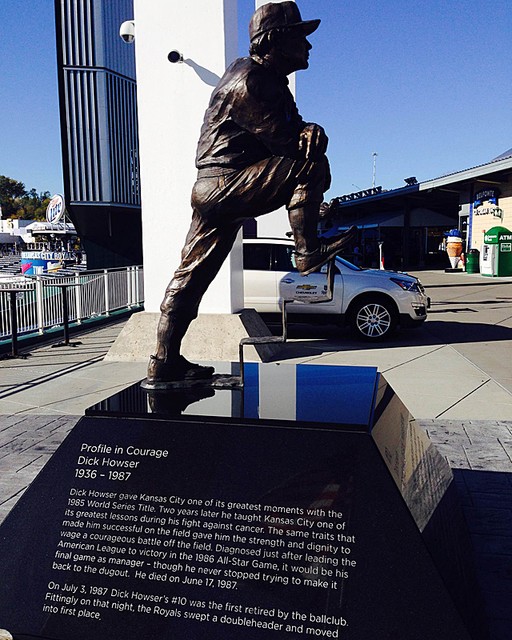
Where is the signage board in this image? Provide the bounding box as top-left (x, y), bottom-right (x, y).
top-left (0, 365), bottom-right (479, 639)
top-left (20, 250), bottom-right (75, 275)
top-left (46, 194), bottom-right (66, 224)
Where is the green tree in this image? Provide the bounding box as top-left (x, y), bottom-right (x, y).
top-left (0, 176), bottom-right (52, 221)
top-left (17, 189), bottom-right (52, 221)
top-left (0, 175), bottom-right (26, 218)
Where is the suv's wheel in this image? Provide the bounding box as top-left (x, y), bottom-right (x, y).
top-left (350, 298), bottom-right (397, 341)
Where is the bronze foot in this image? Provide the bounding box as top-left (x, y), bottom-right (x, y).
top-left (147, 355), bottom-right (215, 384)
top-left (295, 226), bottom-right (358, 276)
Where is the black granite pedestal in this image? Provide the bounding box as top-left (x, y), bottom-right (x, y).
top-left (0, 363), bottom-right (485, 639)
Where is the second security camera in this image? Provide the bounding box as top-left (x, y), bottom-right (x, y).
top-left (119, 20), bottom-right (135, 44)
top-left (168, 50), bottom-right (183, 63)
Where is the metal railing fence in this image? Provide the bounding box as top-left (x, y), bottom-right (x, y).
top-left (0, 266), bottom-right (144, 340)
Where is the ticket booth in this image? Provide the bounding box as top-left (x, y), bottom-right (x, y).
top-left (480, 226), bottom-right (512, 277)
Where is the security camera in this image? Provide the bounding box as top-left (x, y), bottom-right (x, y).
top-left (119, 20), bottom-right (135, 44)
top-left (168, 50), bottom-right (183, 63)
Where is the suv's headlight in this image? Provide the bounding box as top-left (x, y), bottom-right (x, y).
top-left (390, 277), bottom-right (420, 293)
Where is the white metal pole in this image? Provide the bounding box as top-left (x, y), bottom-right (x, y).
top-left (35, 275), bottom-right (44, 333)
top-left (75, 273), bottom-right (82, 323)
top-left (104, 269), bottom-right (110, 316)
top-left (378, 241), bottom-right (384, 270)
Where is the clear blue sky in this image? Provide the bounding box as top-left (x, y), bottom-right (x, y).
top-left (1, 0), bottom-right (511, 201)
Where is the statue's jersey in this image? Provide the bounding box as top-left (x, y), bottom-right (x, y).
top-left (195, 56), bottom-right (305, 173)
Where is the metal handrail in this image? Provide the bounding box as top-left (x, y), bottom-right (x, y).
top-left (0, 266), bottom-right (144, 341)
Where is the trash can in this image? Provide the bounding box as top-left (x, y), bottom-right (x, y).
top-left (465, 248), bottom-right (480, 274)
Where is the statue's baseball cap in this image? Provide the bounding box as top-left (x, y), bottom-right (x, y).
top-left (249, 2), bottom-right (320, 41)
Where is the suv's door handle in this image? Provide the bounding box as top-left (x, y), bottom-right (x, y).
top-left (282, 278), bottom-right (295, 284)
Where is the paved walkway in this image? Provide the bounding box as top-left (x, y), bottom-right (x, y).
top-left (276, 269), bottom-right (512, 420)
top-left (1, 269), bottom-right (512, 639)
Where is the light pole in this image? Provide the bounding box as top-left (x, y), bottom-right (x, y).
top-left (372, 152), bottom-right (378, 188)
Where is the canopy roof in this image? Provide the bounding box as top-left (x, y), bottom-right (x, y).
top-left (24, 222), bottom-right (77, 235)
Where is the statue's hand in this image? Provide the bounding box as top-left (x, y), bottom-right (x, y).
top-left (299, 123), bottom-right (328, 160)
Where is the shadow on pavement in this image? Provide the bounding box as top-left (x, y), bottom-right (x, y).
top-left (425, 320), bottom-right (512, 343)
top-left (452, 468), bottom-right (512, 637)
top-left (264, 318), bottom-right (512, 361)
top-left (427, 281), bottom-right (512, 289)
top-left (430, 300), bottom-right (512, 307)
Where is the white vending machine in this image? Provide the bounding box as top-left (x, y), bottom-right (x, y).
top-left (479, 243), bottom-right (497, 276)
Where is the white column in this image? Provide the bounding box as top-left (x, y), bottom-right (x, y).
top-left (133, 0), bottom-right (242, 314)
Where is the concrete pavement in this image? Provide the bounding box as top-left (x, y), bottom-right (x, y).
top-left (1, 268), bottom-right (511, 419)
top-left (1, 268), bottom-right (511, 638)
top-left (275, 268), bottom-right (512, 420)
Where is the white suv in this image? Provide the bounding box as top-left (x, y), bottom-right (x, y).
top-left (243, 238), bottom-right (429, 340)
